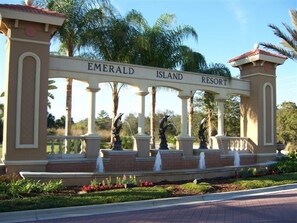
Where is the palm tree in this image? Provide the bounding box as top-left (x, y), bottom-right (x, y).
top-left (260, 9), bottom-right (297, 62)
top-left (135, 14), bottom-right (198, 148)
top-left (35, 0), bottom-right (110, 136)
top-left (179, 47), bottom-right (207, 136)
top-left (47, 79), bottom-right (57, 109)
top-left (83, 8), bottom-right (146, 144)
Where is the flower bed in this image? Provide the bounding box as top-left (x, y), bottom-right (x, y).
top-left (80, 175), bottom-right (154, 193)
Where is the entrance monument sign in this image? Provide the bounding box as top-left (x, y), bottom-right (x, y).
top-left (0, 3), bottom-right (287, 181)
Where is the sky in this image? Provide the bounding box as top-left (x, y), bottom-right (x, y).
top-left (0, 0), bottom-right (297, 122)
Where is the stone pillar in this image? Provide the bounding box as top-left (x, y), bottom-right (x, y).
top-left (176, 93), bottom-right (195, 156)
top-left (215, 97), bottom-right (226, 136)
top-left (0, 4), bottom-right (65, 173)
top-left (84, 85), bottom-right (101, 158)
top-left (134, 90), bottom-right (150, 157)
top-left (85, 135), bottom-right (101, 159)
top-left (86, 86), bottom-right (100, 136)
top-left (136, 90), bottom-right (148, 135)
top-left (229, 46), bottom-right (286, 156)
top-left (179, 94), bottom-right (189, 137)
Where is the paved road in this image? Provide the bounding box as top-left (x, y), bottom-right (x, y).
top-left (18, 188), bottom-right (297, 223)
top-left (1, 185), bottom-right (297, 223)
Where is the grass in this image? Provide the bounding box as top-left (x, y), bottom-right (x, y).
top-left (233, 172), bottom-right (297, 189)
top-left (0, 187), bottom-right (169, 212)
top-left (1, 172), bottom-right (297, 212)
top-left (179, 182), bottom-right (214, 193)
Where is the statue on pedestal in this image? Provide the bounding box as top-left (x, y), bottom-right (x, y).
top-left (112, 113), bottom-right (124, 150)
top-left (198, 118), bottom-right (208, 149)
top-left (159, 115), bottom-right (170, 150)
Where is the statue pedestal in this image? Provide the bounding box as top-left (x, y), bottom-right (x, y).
top-left (85, 134), bottom-right (101, 159)
top-left (176, 136), bottom-right (195, 156)
top-left (133, 134), bottom-right (151, 157)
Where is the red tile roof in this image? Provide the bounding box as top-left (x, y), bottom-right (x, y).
top-left (0, 4), bottom-right (66, 18)
top-left (229, 48), bottom-right (287, 63)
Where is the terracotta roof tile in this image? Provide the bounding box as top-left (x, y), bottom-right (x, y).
top-left (0, 4), bottom-right (66, 18)
top-left (229, 48), bottom-right (287, 63)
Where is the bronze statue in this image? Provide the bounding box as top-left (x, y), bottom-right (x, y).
top-left (112, 113), bottom-right (124, 150)
top-left (198, 118), bottom-right (208, 149)
top-left (159, 115), bottom-right (170, 150)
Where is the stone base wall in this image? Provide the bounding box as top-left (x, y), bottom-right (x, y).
top-left (43, 149), bottom-right (271, 173)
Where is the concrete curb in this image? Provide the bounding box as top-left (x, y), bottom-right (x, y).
top-left (1, 183), bottom-right (297, 223)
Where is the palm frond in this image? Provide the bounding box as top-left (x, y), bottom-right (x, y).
top-left (260, 9), bottom-right (297, 62)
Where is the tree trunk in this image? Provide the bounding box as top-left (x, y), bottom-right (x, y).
top-left (110, 82), bottom-right (119, 145)
top-left (150, 86), bottom-right (156, 149)
top-left (65, 48), bottom-right (74, 137)
top-left (207, 108), bottom-right (212, 143)
top-left (65, 78), bottom-right (73, 136)
top-left (188, 92), bottom-right (194, 136)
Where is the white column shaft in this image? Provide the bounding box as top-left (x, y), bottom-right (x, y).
top-left (86, 87), bottom-right (99, 135)
top-left (179, 95), bottom-right (189, 137)
top-left (136, 91), bottom-right (148, 135)
top-left (217, 100), bottom-right (225, 136)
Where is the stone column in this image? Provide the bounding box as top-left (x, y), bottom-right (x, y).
top-left (84, 85), bottom-right (101, 159)
top-left (86, 86), bottom-right (100, 136)
top-left (179, 95), bottom-right (189, 137)
top-left (176, 93), bottom-right (195, 156)
top-left (134, 90), bottom-right (150, 157)
top-left (215, 97), bottom-right (226, 136)
top-left (136, 91), bottom-right (148, 135)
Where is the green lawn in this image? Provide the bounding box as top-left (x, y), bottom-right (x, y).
top-left (0, 187), bottom-right (169, 212)
top-left (1, 172), bottom-right (297, 212)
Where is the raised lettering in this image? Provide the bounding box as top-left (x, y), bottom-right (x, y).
top-left (88, 62), bottom-right (93, 71)
top-left (109, 65), bottom-right (114, 73)
top-left (94, 63), bottom-right (101, 71)
top-left (103, 64), bottom-right (108, 72)
top-left (116, 66), bottom-right (122, 73)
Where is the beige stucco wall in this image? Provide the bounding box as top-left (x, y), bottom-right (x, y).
top-left (1, 17), bottom-right (59, 169)
top-left (240, 62), bottom-right (277, 153)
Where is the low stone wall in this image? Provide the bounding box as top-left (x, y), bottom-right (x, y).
top-left (20, 161), bottom-right (275, 186)
top-left (44, 149), bottom-right (273, 173)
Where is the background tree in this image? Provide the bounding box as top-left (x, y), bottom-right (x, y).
top-left (47, 79), bottom-right (57, 109)
top-left (95, 110), bottom-right (112, 130)
top-left (195, 63), bottom-right (231, 140)
top-left (277, 102), bottom-right (297, 145)
top-left (47, 113), bottom-right (56, 129)
top-left (122, 113), bottom-right (138, 137)
top-left (260, 9), bottom-right (297, 62)
top-left (35, 0), bottom-right (111, 136)
top-left (55, 115), bottom-right (67, 129)
top-left (134, 14), bottom-right (198, 148)
top-left (179, 47), bottom-right (207, 136)
top-left (83, 8), bottom-right (145, 144)
top-left (224, 96), bottom-right (240, 136)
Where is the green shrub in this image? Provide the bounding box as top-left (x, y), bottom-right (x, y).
top-left (180, 182), bottom-right (213, 194)
top-left (0, 178), bottom-right (63, 198)
top-left (274, 151), bottom-right (297, 173)
top-left (42, 180), bottom-right (63, 193)
top-left (121, 136), bottom-right (133, 149)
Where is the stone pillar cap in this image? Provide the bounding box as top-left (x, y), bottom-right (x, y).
top-left (228, 47), bottom-right (287, 67)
